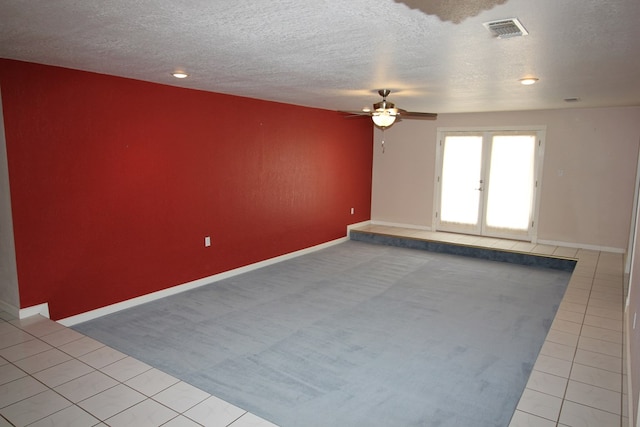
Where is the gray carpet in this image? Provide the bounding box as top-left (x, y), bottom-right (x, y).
top-left (74, 240), bottom-right (571, 427)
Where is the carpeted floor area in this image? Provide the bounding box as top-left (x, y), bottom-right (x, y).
top-left (74, 240), bottom-right (571, 427)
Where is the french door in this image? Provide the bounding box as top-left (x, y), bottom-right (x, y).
top-left (434, 129), bottom-right (544, 240)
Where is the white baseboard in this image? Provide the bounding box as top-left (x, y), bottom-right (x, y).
top-left (0, 300), bottom-right (50, 319)
top-left (536, 238), bottom-right (625, 254)
top-left (369, 220), bottom-right (432, 231)
top-left (347, 220), bottom-right (371, 230)
top-left (59, 236), bottom-right (349, 327)
top-left (20, 303), bottom-right (49, 319)
top-left (0, 299), bottom-right (18, 318)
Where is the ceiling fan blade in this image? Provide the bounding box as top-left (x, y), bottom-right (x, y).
top-left (338, 110), bottom-right (370, 115)
top-left (397, 109), bottom-right (438, 120)
top-left (338, 110), bottom-right (372, 118)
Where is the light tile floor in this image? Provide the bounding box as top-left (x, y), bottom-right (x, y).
top-left (0, 225), bottom-right (629, 426)
top-left (0, 313), bottom-right (278, 426)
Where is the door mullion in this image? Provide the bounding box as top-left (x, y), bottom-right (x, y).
top-left (434, 126), bottom-right (545, 241)
top-left (478, 132), bottom-right (492, 235)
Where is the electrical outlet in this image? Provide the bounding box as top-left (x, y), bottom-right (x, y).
top-left (204, 236), bottom-right (211, 247)
top-left (350, 207), bottom-right (355, 215)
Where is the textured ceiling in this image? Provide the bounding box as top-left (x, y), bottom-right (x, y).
top-left (1, 0), bottom-right (639, 114)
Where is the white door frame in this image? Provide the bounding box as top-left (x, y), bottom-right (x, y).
top-left (433, 126), bottom-right (546, 242)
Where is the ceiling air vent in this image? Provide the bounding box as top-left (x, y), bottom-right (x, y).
top-left (483, 18), bottom-right (529, 38)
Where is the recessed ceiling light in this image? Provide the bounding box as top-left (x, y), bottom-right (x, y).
top-left (519, 77), bottom-right (539, 85)
top-left (171, 72), bottom-right (189, 79)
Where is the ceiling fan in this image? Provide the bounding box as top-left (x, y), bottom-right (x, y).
top-left (340, 89), bottom-right (438, 130)
top-left (340, 89), bottom-right (437, 151)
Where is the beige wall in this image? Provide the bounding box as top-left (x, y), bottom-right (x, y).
top-left (371, 106), bottom-right (640, 251)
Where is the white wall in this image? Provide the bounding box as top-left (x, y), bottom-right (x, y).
top-left (0, 88), bottom-right (20, 312)
top-left (371, 106), bottom-right (640, 251)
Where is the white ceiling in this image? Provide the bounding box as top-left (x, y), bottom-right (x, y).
top-left (1, 0), bottom-right (639, 115)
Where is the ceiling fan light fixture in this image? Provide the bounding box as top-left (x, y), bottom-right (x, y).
top-left (337, 89), bottom-right (435, 134)
top-left (371, 108), bottom-right (398, 128)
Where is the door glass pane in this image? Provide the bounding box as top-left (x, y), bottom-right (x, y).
top-left (485, 135), bottom-right (535, 231)
top-left (440, 135), bottom-right (483, 225)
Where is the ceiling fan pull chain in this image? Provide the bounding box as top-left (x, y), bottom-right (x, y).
top-left (381, 130), bottom-right (385, 153)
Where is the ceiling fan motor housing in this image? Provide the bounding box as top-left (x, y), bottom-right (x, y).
top-left (373, 100), bottom-right (395, 111)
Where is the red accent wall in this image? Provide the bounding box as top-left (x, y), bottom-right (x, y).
top-left (0, 59), bottom-right (373, 320)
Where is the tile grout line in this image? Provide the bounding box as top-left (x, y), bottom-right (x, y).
top-left (2, 226), bottom-right (629, 427)
top-left (556, 251), bottom-right (597, 426)
top-left (356, 225), bottom-right (627, 426)
top-left (0, 318), bottom-right (213, 426)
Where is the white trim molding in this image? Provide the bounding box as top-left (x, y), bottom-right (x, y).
top-left (59, 236), bottom-right (349, 327)
top-left (19, 302), bottom-right (50, 319)
top-left (0, 299), bottom-right (18, 318)
top-left (0, 300), bottom-right (50, 319)
top-left (347, 220), bottom-right (372, 230)
top-left (370, 220), bottom-right (431, 231)
top-left (536, 238), bottom-right (625, 254)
